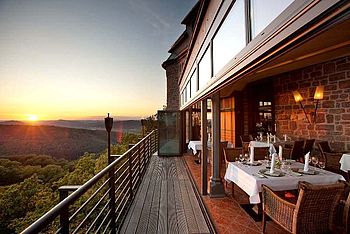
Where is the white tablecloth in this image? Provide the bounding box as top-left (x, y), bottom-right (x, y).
top-left (224, 162), bottom-right (344, 204)
top-left (188, 141), bottom-right (202, 155)
top-left (188, 140), bottom-right (233, 155)
top-left (249, 141), bottom-right (276, 160)
top-left (340, 153), bottom-right (350, 172)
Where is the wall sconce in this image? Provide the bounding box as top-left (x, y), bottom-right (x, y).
top-left (293, 86), bottom-right (324, 124)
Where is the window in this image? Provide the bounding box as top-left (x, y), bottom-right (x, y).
top-left (198, 46), bottom-right (211, 89)
top-left (190, 69), bottom-right (197, 98)
top-left (213, 0), bottom-right (245, 75)
top-left (186, 81), bottom-right (191, 102)
top-left (251, 0), bottom-right (293, 38)
top-left (220, 97), bottom-right (235, 145)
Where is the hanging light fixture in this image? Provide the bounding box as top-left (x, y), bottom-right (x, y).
top-left (292, 86), bottom-right (324, 124)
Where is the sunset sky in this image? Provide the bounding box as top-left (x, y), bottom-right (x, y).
top-left (0, 0), bottom-right (196, 121)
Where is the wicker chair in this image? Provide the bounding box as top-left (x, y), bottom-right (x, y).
top-left (253, 147), bottom-right (269, 160)
top-left (240, 135), bottom-right (253, 155)
top-left (262, 181), bottom-right (345, 234)
top-left (317, 141), bottom-right (348, 180)
top-left (334, 190), bottom-right (350, 234)
top-left (223, 147), bottom-right (242, 194)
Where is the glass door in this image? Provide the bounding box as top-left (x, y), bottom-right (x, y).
top-left (157, 111), bottom-right (181, 156)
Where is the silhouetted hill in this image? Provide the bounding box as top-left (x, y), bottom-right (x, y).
top-left (0, 125), bottom-right (122, 160)
top-left (0, 120), bottom-right (141, 133)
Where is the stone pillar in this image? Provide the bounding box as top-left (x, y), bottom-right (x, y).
top-left (201, 99), bottom-right (208, 195)
top-left (210, 93), bottom-right (225, 197)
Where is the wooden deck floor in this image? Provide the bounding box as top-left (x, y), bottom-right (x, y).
top-left (120, 155), bottom-right (214, 234)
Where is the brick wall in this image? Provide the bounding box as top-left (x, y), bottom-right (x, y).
top-left (165, 62), bottom-right (180, 111)
top-left (274, 56), bottom-right (350, 151)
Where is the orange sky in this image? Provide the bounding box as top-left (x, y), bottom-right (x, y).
top-left (0, 0), bottom-right (195, 121)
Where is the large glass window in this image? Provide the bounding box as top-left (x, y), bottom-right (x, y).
top-left (251, 0), bottom-right (293, 38)
top-left (190, 69), bottom-right (197, 98)
top-left (180, 91), bottom-right (184, 106)
top-left (186, 81), bottom-right (191, 101)
top-left (184, 86), bottom-right (187, 103)
top-left (198, 46), bottom-right (211, 90)
top-left (213, 0), bottom-right (245, 75)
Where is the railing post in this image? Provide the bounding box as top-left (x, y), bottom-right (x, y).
top-left (105, 114), bottom-right (116, 234)
top-left (59, 189), bottom-right (69, 234)
top-left (58, 186), bottom-right (80, 234)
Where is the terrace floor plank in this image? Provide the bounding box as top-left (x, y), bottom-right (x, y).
top-left (120, 154), bottom-right (213, 234)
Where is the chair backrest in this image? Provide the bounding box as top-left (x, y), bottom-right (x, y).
top-left (291, 140), bottom-right (305, 161)
top-left (240, 135), bottom-right (252, 155)
top-left (223, 147), bottom-right (242, 163)
top-left (294, 181), bottom-right (345, 233)
top-left (253, 147), bottom-right (269, 160)
top-left (324, 152), bottom-right (343, 173)
top-left (303, 139), bottom-right (315, 155)
top-left (219, 141), bottom-right (228, 163)
top-left (240, 135), bottom-right (253, 143)
top-left (282, 146), bottom-right (292, 159)
top-left (318, 141), bottom-right (332, 154)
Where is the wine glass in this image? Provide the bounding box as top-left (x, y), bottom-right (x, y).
top-left (244, 153), bottom-right (249, 162)
top-left (239, 154), bottom-right (244, 163)
top-left (318, 161), bottom-right (326, 170)
top-left (311, 156), bottom-right (319, 166)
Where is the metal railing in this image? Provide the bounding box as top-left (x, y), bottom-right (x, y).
top-left (22, 130), bottom-right (158, 234)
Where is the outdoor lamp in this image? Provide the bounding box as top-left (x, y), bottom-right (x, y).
top-left (292, 86), bottom-right (324, 124)
top-left (313, 86), bottom-right (324, 122)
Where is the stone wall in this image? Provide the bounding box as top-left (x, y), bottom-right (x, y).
top-left (273, 56), bottom-right (350, 151)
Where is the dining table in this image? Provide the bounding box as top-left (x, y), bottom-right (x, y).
top-left (340, 153), bottom-right (350, 172)
top-left (249, 141), bottom-right (276, 158)
top-left (188, 140), bottom-right (234, 155)
top-left (224, 161), bottom-right (345, 204)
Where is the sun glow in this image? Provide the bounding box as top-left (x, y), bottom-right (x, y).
top-left (27, 114), bottom-right (38, 122)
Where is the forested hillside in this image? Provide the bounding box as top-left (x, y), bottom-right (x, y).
top-left (0, 125), bottom-right (119, 160)
top-left (0, 133), bottom-right (141, 233)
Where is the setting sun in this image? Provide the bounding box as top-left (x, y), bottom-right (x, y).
top-left (27, 114), bottom-right (38, 122)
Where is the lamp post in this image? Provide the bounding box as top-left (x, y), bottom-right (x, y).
top-left (105, 113), bottom-right (113, 164)
top-left (104, 113), bottom-right (115, 234)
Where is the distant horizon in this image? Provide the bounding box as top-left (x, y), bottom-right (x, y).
top-left (0, 116), bottom-right (147, 122)
top-left (0, 0), bottom-right (195, 122)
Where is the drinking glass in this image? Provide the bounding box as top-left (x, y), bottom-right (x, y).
top-left (311, 156), bottom-right (319, 166)
top-left (239, 154), bottom-right (244, 163)
top-left (244, 153), bottom-right (249, 162)
top-left (318, 161), bottom-right (326, 170)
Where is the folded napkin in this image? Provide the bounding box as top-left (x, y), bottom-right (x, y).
top-left (249, 145), bottom-right (254, 163)
top-left (303, 152), bottom-right (310, 172)
top-left (278, 145), bottom-right (283, 161)
top-left (270, 153), bottom-right (277, 174)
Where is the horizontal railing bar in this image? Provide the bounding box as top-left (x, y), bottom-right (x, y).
top-left (115, 176), bottom-right (129, 194)
top-left (22, 130), bottom-right (157, 234)
top-left (103, 218), bottom-right (112, 234)
top-left (86, 198), bottom-right (111, 233)
top-left (69, 177), bottom-right (110, 221)
top-left (114, 167), bottom-right (129, 185)
top-left (114, 160), bottom-right (129, 175)
top-left (115, 191), bottom-right (130, 214)
top-left (95, 208), bottom-right (111, 234)
top-left (71, 188), bottom-right (110, 233)
top-left (115, 183), bottom-right (130, 204)
top-left (115, 195), bottom-right (130, 227)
